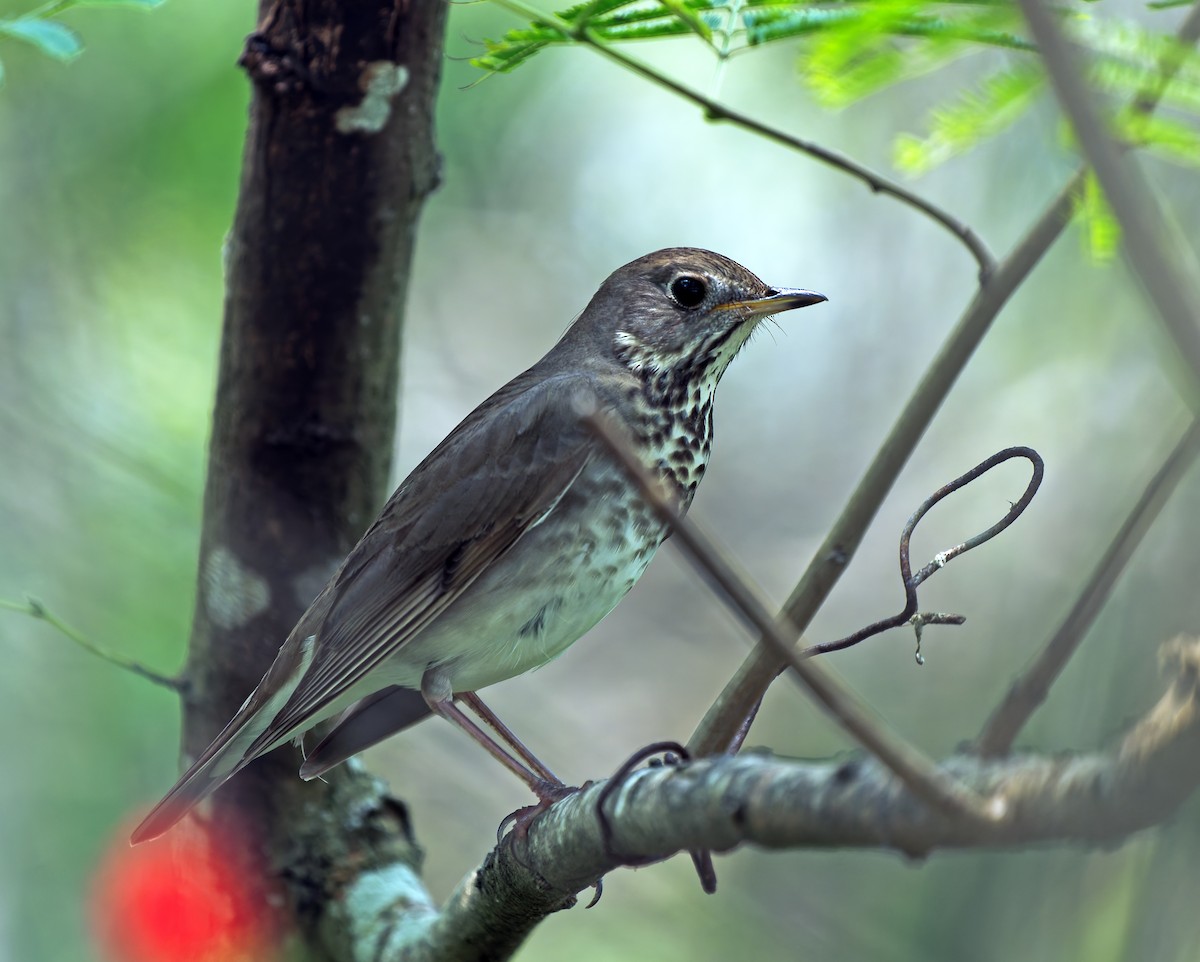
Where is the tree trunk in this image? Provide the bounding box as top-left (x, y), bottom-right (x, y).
top-left (179, 2), bottom-right (448, 955)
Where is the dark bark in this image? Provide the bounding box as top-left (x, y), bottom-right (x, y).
top-left (179, 1), bottom-right (448, 955)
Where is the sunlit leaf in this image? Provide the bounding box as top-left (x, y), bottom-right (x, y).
top-left (786, 0), bottom-right (1033, 106)
top-left (1074, 172), bottom-right (1120, 261)
top-left (1090, 48), bottom-right (1200, 116)
top-left (0, 17), bottom-right (83, 60)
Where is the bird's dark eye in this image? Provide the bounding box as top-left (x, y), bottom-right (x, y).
top-left (670, 275), bottom-right (707, 308)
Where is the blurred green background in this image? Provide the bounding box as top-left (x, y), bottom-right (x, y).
top-left (3, 2), bottom-right (1200, 960)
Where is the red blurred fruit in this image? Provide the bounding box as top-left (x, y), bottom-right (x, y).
top-left (90, 818), bottom-right (276, 962)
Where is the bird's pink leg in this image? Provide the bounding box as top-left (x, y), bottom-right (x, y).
top-left (421, 668), bottom-right (566, 801)
top-left (459, 691), bottom-right (560, 784)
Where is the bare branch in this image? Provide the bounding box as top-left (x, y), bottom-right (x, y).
top-left (1, 596), bottom-right (182, 692)
top-left (964, 0), bottom-right (1200, 759)
top-left (689, 170), bottom-right (1082, 759)
top-left (490, 0), bottom-right (997, 279)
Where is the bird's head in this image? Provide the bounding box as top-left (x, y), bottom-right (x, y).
top-left (567, 248), bottom-right (826, 388)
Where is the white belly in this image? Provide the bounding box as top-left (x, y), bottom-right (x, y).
top-left (375, 487), bottom-right (663, 693)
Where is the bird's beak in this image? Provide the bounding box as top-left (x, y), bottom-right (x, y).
top-left (745, 287), bottom-right (827, 314)
top-left (718, 287), bottom-right (828, 317)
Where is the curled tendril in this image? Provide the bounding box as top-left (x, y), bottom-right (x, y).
top-left (804, 447), bottom-right (1044, 662)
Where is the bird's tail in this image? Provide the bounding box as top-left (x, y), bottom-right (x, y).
top-left (130, 633), bottom-right (316, 844)
top-left (129, 701), bottom-right (276, 844)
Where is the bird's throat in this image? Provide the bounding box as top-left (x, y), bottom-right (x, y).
top-left (612, 324), bottom-right (754, 508)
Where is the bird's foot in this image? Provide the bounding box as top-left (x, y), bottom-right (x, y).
top-left (596, 740), bottom-right (719, 894)
top-left (496, 779), bottom-right (580, 843)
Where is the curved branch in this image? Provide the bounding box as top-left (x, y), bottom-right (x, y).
top-left (581, 404), bottom-right (1000, 825)
top-left (689, 169), bottom-right (1082, 758)
top-left (490, 0), bottom-right (997, 279)
top-left (809, 447), bottom-right (1044, 658)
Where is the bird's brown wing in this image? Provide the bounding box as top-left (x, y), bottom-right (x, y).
top-left (240, 372), bottom-right (595, 757)
top-left (130, 372), bottom-right (599, 844)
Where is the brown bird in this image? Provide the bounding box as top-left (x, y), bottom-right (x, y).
top-left (131, 248), bottom-right (826, 844)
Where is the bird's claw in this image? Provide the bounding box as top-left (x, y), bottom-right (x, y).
top-left (496, 781), bottom-right (581, 843)
top-left (595, 741), bottom-right (719, 894)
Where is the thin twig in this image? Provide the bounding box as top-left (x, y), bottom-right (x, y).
top-left (580, 403), bottom-right (1003, 825)
top-left (806, 446), bottom-right (1043, 658)
top-left (489, 0), bottom-right (997, 280)
top-left (1, 596), bottom-right (183, 692)
top-left (976, 419), bottom-right (1200, 756)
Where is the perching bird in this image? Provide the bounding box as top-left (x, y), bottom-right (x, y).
top-left (131, 247), bottom-right (826, 843)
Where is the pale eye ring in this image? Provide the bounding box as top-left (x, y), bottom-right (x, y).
top-left (669, 275), bottom-right (707, 308)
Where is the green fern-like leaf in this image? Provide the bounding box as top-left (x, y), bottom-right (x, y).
top-left (475, 0), bottom-right (1200, 180)
top-left (894, 60), bottom-right (1044, 173)
top-left (742, 6), bottom-right (864, 47)
top-left (799, 0), bottom-right (1031, 107)
top-left (473, 0), bottom-right (723, 73)
top-left (1090, 51), bottom-right (1200, 117)
top-left (1120, 112), bottom-right (1200, 168)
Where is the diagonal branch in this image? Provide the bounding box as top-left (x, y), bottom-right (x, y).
top-left (489, 0), bottom-right (997, 279)
top-left (689, 169), bottom-right (1082, 758)
top-left (974, 0), bottom-right (1200, 756)
top-left (581, 403), bottom-right (1003, 825)
top-left (1017, 0), bottom-right (1200, 402)
top-left (976, 418), bottom-right (1200, 756)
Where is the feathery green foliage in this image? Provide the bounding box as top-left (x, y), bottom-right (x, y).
top-left (479, 0), bottom-right (1199, 260)
top-left (893, 61), bottom-right (1045, 173)
top-left (474, 0), bottom-right (725, 73)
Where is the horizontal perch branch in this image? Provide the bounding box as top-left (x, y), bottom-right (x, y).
top-left (339, 635), bottom-right (1200, 962)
